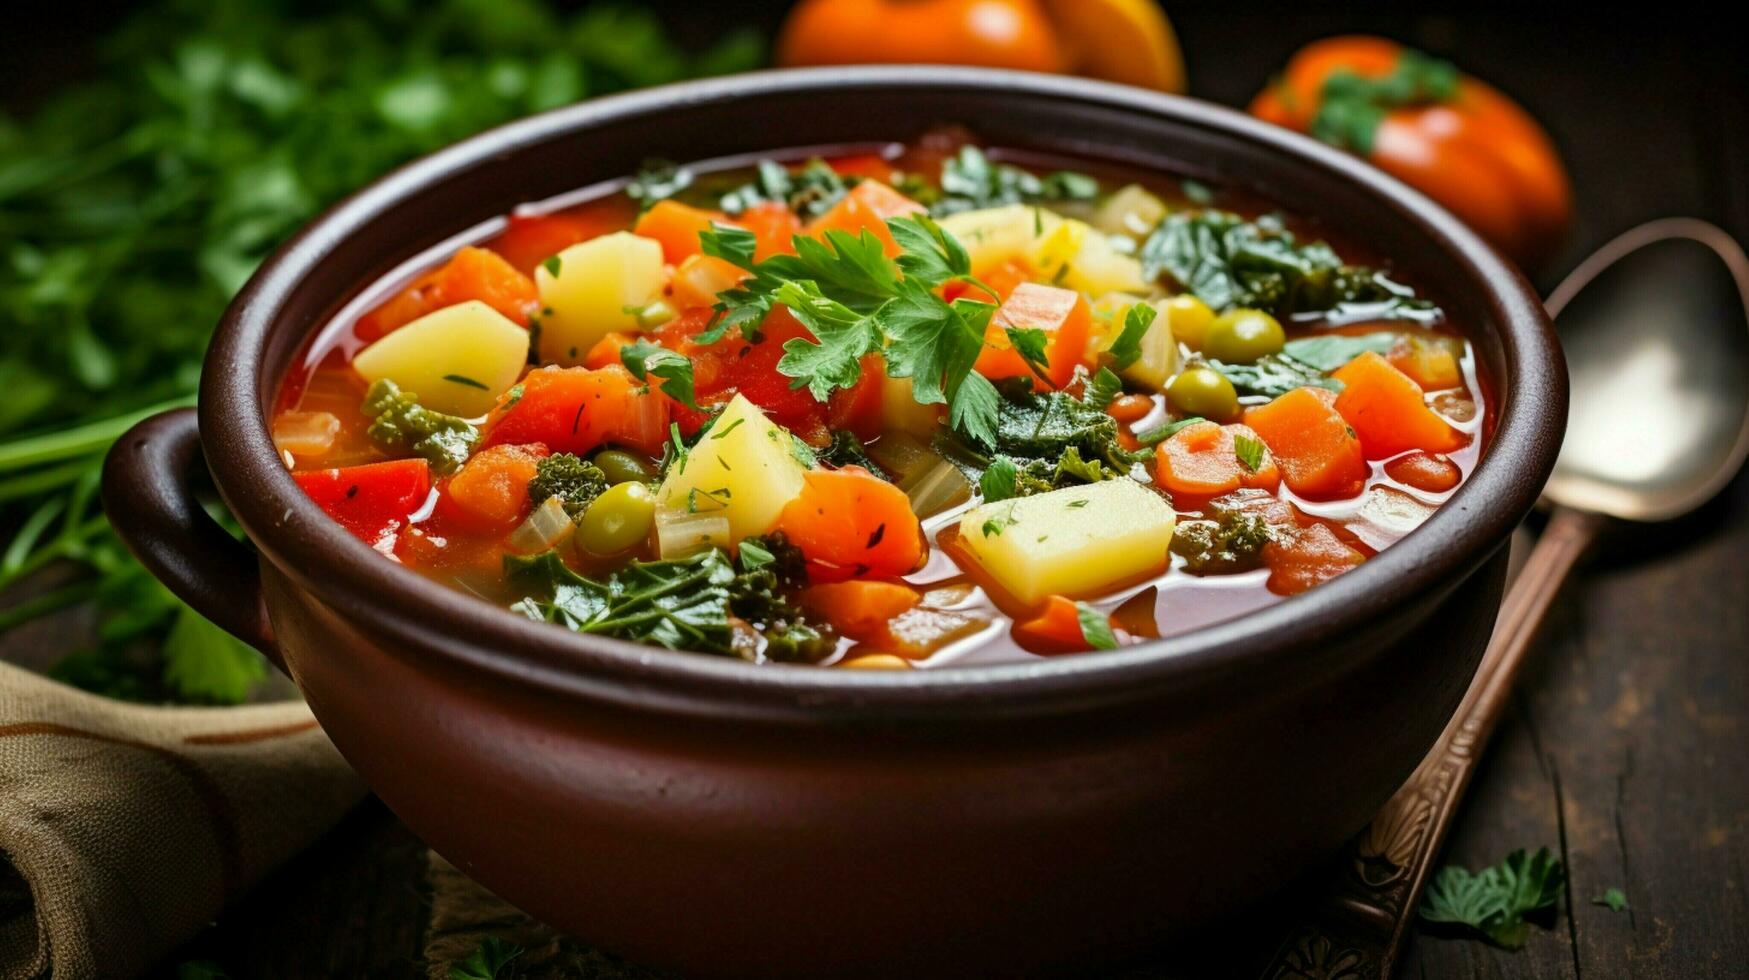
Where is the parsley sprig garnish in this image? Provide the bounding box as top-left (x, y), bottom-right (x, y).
top-left (698, 216), bottom-right (1007, 447)
top-left (1420, 847), bottom-right (1565, 949)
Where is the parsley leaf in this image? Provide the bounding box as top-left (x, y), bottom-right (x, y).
top-left (1234, 434), bottom-right (1267, 473)
top-left (980, 456), bottom-right (1019, 502)
top-left (1592, 887), bottom-right (1629, 913)
top-left (1103, 302), bottom-right (1157, 370)
top-left (1135, 416), bottom-right (1206, 446)
top-left (625, 158), bottom-right (693, 209)
top-left (1420, 847), bottom-right (1565, 949)
top-left (1004, 326), bottom-right (1053, 380)
top-left (1082, 367), bottom-right (1124, 410)
top-left (772, 281), bottom-right (881, 400)
top-left (933, 145), bottom-right (1099, 216)
top-left (449, 937), bottom-right (523, 980)
top-left (1076, 602), bottom-right (1119, 650)
top-left (718, 157), bottom-right (849, 218)
top-left (620, 339), bottom-right (699, 409)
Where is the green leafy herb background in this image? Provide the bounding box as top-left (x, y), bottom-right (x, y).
top-left (0, 0), bottom-right (761, 703)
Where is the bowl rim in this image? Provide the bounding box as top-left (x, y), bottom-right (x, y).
top-left (202, 65), bottom-right (1565, 724)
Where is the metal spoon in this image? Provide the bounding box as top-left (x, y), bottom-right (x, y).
top-left (1259, 219), bottom-right (1749, 978)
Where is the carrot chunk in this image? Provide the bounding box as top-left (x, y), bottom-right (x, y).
top-left (1012, 595), bottom-right (1098, 654)
top-left (1155, 421), bottom-right (1282, 499)
top-left (356, 246), bottom-right (537, 341)
top-left (293, 459), bottom-right (432, 547)
top-left (805, 180), bottom-right (925, 255)
top-left (480, 364), bottom-right (670, 457)
top-left (1384, 451), bottom-right (1462, 493)
top-left (1263, 522), bottom-right (1366, 595)
top-left (1242, 387), bottom-right (1369, 500)
top-left (1331, 352), bottom-right (1466, 459)
top-left (973, 282), bottom-right (1093, 389)
top-left (776, 466), bottom-right (924, 579)
top-left (439, 443), bottom-right (550, 532)
top-left (583, 332), bottom-right (638, 370)
top-left (739, 201), bottom-right (804, 260)
top-left (799, 580), bottom-right (921, 641)
top-left (633, 200), bottom-right (734, 264)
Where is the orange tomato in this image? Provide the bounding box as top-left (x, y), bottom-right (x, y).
top-left (1249, 36), bottom-right (1570, 268)
top-left (777, 0), bottom-right (1065, 74)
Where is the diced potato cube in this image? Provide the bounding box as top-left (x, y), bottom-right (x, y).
top-left (351, 300), bottom-right (528, 417)
top-left (1090, 293), bottom-right (1178, 392)
top-left (957, 480), bottom-right (1175, 605)
top-left (534, 231), bottom-right (665, 365)
top-left (938, 204), bottom-right (1063, 274)
top-left (880, 374), bottom-right (943, 437)
top-left (1061, 225), bottom-right (1149, 296)
top-left (1091, 183), bottom-right (1168, 239)
top-left (654, 393), bottom-right (809, 542)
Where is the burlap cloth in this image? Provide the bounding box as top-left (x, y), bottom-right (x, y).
top-left (0, 662), bottom-right (366, 980)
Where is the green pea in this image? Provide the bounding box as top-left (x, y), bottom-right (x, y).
top-left (1166, 368), bottom-right (1240, 422)
top-left (1202, 309), bottom-right (1285, 364)
top-left (593, 449), bottom-right (655, 485)
top-left (577, 481), bottom-right (656, 555)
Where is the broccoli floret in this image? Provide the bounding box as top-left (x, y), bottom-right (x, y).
top-left (362, 379), bottom-right (477, 473)
top-left (527, 453), bottom-right (609, 516)
top-left (728, 532), bottom-right (836, 663)
top-left (1170, 510), bottom-right (1273, 575)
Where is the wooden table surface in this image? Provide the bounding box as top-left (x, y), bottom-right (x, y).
top-left (9, 3), bottom-right (1746, 978)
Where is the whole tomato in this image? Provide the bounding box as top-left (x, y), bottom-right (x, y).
top-left (1251, 36), bottom-right (1571, 269)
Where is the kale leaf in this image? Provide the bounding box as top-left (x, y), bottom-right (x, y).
top-left (506, 549), bottom-right (738, 653)
top-left (1170, 511), bottom-right (1274, 575)
top-left (1139, 210), bottom-right (1436, 318)
top-left (362, 379), bottom-right (478, 473)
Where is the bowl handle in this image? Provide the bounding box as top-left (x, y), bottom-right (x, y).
top-left (102, 408), bottom-right (283, 670)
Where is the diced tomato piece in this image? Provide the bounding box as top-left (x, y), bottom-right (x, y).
top-left (480, 364), bottom-right (670, 457)
top-left (777, 466), bottom-right (925, 579)
top-left (1264, 522), bottom-right (1366, 595)
top-left (1331, 352), bottom-right (1466, 459)
top-left (634, 200), bottom-right (735, 264)
top-left (394, 511), bottom-right (510, 578)
top-left (294, 459), bottom-right (432, 547)
top-left (1155, 421), bottom-right (1282, 500)
top-left (584, 332), bottom-right (637, 370)
top-left (1243, 387), bottom-right (1370, 500)
top-left (973, 282), bottom-right (1092, 389)
top-left (356, 247), bottom-right (537, 341)
top-left (799, 580), bottom-right (920, 641)
top-left (739, 201), bottom-right (804, 260)
top-left (438, 443), bottom-right (550, 532)
top-left (805, 180), bottom-right (925, 256)
top-left (486, 201), bottom-right (632, 276)
top-left (826, 354), bottom-right (885, 439)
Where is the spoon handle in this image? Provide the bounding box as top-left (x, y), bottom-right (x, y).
top-left (1258, 505), bottom-right (1606, 979)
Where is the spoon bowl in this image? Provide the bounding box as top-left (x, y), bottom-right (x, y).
top-left (1544, 219), bottom-right (1749, 521)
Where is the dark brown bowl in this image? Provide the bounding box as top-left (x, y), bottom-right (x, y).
top-left (103, 67), bottom-right (1564, 978)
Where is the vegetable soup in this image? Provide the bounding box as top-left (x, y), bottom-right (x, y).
top-left (274, 131), bottom-right (1491, 668)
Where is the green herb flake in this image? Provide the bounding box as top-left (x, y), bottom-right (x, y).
top-left (1076, 602), bottom-right (1119, 650)
top-left (620, 338), bottom-right (699, 409)
top-left (1234, 434), bottom-right (1267, 473)
top-left (541, 255), bottom-right (562, 278)
top-left (440, 373), bottom-right (489, 390)
top-left (1592, 888), bottom-right (1629, 913)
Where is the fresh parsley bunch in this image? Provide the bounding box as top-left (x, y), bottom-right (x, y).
top-left (698, 217), bottom-right (1010, 448)
top-left (0, 0), bottom-right (760, 703)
